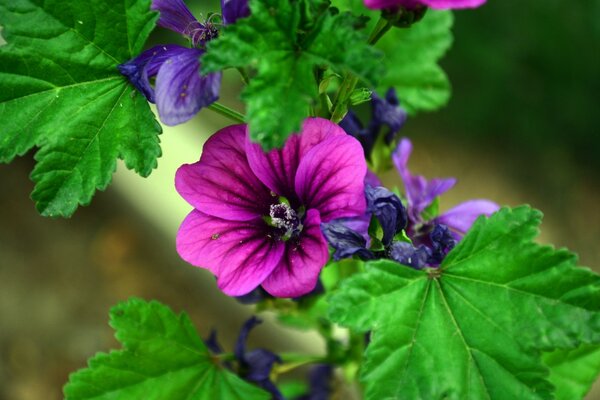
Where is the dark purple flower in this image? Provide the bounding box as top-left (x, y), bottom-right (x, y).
top-left (205, 317), bottom-right (283, 399)
top-left (321, 185), bottom-right (406, 261)
top-left (205, 329), bottom-right (225, 354)
top-left (321, 221), bottom-right (375, 261)
top-left (393, 138), bottom-right (500, 242)
top-left (235, 317), bottom-right (284, 400)
top-left (221, 0), bottom-right (250, 24)
top-left (340, 88), bottom-right (407, 159)
top-left (294, 364), bottom-right (334, 400)
top-left (429, 223), bottom-right (456, 265)
top-left (365, 185), bottom-right (407, 246)
top-left (371, 88), bottom-right (408, 144)
top-left (119, 0), bottom-right (223, 125)
top-left (176, 118), bottom-right (367, 297)
top-left (364, 0), bottom-right (486, 10)
top-left (389, 241), bottom-right (431, 269)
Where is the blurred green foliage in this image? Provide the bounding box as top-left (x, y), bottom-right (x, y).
top-left (427, 0), bottom-right (600, 170)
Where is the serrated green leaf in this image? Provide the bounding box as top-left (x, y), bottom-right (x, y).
top-left (329, 206), bottom-right (600, 399)
top-left (376, 10), bottom-right (454, 114)
top-left (0, 0), bottom-right (161, 217)
top-left (544, 344), bottom-right (600, 400)
top-left (64, 298), bottom-right (270, 400)
top-left (203, 0), bottom-right (382, 149)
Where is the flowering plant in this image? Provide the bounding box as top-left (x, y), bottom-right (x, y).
top-left (0, 0), bottom-right (598, 399)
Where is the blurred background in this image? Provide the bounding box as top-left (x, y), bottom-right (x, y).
top-left (0, 0), bottom-right (599, 399)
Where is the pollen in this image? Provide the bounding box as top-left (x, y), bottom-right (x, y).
top-left (211, 233), bottom-right (220, 240)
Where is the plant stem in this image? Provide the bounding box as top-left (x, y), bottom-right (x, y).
top-left (367, 16), bottom-right (393, 45)
top-left (236, 67), bottom-right (250, 85)
top-left (274, 354), bottom-right (327, 375)
top-left (207, 102), bottom-right (246, 123)
top-left (329, 16), bottom-right (393, 123)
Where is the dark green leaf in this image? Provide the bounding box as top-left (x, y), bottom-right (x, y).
top-left (0, 0), bottom-right (161, 217)
top-left (544, 344), bottom-right (600, 400)
top-left (64, 298), bottom-right (270, 400)
top-left (329, 206), bottom-right (600, 399)
top-left (376, 10), bottom-right (454, 114)
top-left (203, 0), bottom-right (382, 149)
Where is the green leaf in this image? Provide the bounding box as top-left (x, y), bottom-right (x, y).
top-left (544, 344), bottom-right (600, 400)
top-left (376, 10), bottom-right (454, 114)
top-left (329, 206), bottom-right (600, 399)
top-left (0, 0), bottom-right (162, 217)
top-left (203, 0), bottom-right (383, 149)
top-left (331, 1), bottom-right (454, 114)
top-left (64, 298), bottom-right (270, 400)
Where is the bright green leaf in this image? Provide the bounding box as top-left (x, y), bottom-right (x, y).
top-left (0, 0), bottom-right (162, 217)
top-left (376, 10), bottom-right (454, 114)
top-left (203, 0), bottom-right (382, 149)
top-left (64, 298), bottom-right (270, 400)
top-left (544, 344), bottom-right (600, 400)
top-left (329, 206), bottom-right (600, 399)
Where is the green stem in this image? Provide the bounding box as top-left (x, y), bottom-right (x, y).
top-left (207, 102), bottom-right (246, 123)
top-left (329, 16), bottom-right (393, 124)
top-left (236, 67), bottom-right (250, 85)
top-left (367, 16), bottom-right (393, 45)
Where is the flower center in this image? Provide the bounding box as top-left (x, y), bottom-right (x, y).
top-left (267, 203), bottom-right (302, 241)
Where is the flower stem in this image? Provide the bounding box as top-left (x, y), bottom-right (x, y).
top-left (236, 67), bottom-right (250, 85)
top-left (329, 16), bottom-right (393, 124)
top-left (207, 102), bottom-right (246, 123)
top-left (274, 354), bottom-right (327, 375)
top-left (367, 16), bottom-right (393, 45)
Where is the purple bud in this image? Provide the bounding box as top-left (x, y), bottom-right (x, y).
top-left (365, 185), bottom-right (408, 247)
top-left (389, 241), bottom-right (431, 269)
top-left (370, 88), bottom-right (408, 144)
top-left (321, 221), bottom-right (375, 261)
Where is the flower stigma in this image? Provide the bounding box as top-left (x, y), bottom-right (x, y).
top-left (266, 202), bottom-right (303, 241)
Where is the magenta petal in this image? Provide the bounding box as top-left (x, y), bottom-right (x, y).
top-left (175, 124), bottom-right (274, 221)
top-left (151, 0), bottom-right (202, 37)
top-left (246, 118), bottom-right (347, 200)
top-left (261, 209), bottom-right (329, 297)
top-left (155, 48), bottom-right (221, 126)
top-left (436, 199), bottom-right (500, 237)
top-left (364, 0), bottom-right (485, 9)
top-left (422, 0), bottom-right (486, 9)
top-left (176, 210), bottom-right (284, 296)
top-left (393, 138), bottom-right (456, 217)
top-left (295, 135), bottom-right (367, 222)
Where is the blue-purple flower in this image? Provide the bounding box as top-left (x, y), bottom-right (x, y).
top-left (294, 365), bottom-right (334, 400)
top-left (340, 88), bottom-right (407, 159)
top-left (205, 317), bottom-right (283, 399)
top-left (393, 138), bottom-right (500, 242)
top-left (322, 138), bottom-right (499, 269)
top-left (176, 118), bottom-right (367, 297)
top-left (119, 0), bottom-right (249, 125)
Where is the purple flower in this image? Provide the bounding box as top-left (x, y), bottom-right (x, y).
top-left (340, 88), bottom-right (407, 159)
top-left (176, 118), bottom-right (367, 297)
top-left (221, 0), bottom-right (250, 24)
top-left (118, 0), bottom-right (223, 125)
top-left (364, 0), bottom-right (486, 10)
top-left (205, 317), bottom-right (283, 399)
top-left (235, 317), bottom-right (284, 400)
top-left (294, 365), bottom-right (334, 400)
top-left (393, 137), bottom-right (500, 242)
top-left (322, 185), bottom-right (406, 261)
